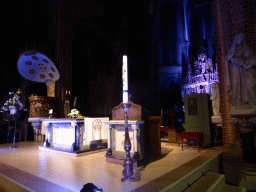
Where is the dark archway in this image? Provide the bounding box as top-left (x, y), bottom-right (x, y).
top-left (72, 16), bottom-right (122, 117)
top-left (160, 77), bottom-right (184, 125)
top-left (155, 0), bottom-right (184, 67)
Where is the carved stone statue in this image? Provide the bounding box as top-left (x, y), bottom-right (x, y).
top-left (210, 82), bottom-right (220, 116)
top-left (226, 34), bottom-right (256, 105)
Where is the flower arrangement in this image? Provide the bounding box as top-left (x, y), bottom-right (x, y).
top-left (0, 89), bottom-right (27, 146)
top-left (67, 109), bottom-right (81, 118)
top-left (1, 89), bottom-right (26, 115)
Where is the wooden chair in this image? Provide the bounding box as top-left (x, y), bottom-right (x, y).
top-left (180, 131), bottom-right (203, 152)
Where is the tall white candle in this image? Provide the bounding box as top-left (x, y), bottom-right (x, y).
top-left (73, 97), bottom-right (77, 108)
top-left (122, 55), bottom-right (128, 103)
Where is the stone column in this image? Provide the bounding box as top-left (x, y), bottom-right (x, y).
top-left (230, 116), bottom-right (256, 164)
top-left (43, 122), bottom-right (50, 147)
top-left (71, 121), bottom-right (77, 151)
top-left (132, 125), bottom-right (140, 161)
top-left (31, 122), bottom-right (40, 142)
top-left (106, 124), bottom-right (112, 156)
top-left (212, 1), bottom-right (256, 187)
top-left (230, 114), bottom-right (256, 190)
top-left (28, 118), bottom-right (44, 142)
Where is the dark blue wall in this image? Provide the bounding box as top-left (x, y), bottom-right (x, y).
top-left (155, 0), bottom-right (215, 123)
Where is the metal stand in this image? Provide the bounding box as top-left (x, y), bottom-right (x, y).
top-left (48, 113), bottom-right (54, 119)
top-left (11, 118), bottom-right (18, 148)
top-left (121, 103), bottom-right (140, 182)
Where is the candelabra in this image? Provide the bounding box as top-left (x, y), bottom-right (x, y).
top-left (10, 115), bottom-right (18, 149)
top-left (1, 89), bottom-right (27, 148)
top-left (120, 103), bottom-right (133, 182)
top-left (120, 103), bottom-right (140, 182)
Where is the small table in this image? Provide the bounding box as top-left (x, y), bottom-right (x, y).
top-left (180, 131), bottom-right (203, 152)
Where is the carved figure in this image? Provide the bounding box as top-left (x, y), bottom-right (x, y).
top-left (210, 82), bottom-right (220, 116)
top-left (226, 34), bottom-right (256, 105)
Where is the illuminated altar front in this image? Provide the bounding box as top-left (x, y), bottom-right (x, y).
top-left (40, 118), bottom-right (109, 153)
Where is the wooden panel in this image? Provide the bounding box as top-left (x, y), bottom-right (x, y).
top-left (112, 101), bottom-right (142, 120)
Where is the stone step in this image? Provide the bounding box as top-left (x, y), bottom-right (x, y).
top-left (183, 172), bottom-right (247, 192)
top-left (183, 172), bottom-right (225, 192)
top-left (161, 150), bottom-right (223, 192)
top-left (0, 173), bottom-right (35, 192)
top-left (220, 185), bottom-right (247, 192)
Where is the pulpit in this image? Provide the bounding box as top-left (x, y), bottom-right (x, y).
top-left (104, 101), bottom-right (161, 166)
top-left (28, 95), bottom-right (60, 142)
top-left (28, 96), bottom-right (50, 142)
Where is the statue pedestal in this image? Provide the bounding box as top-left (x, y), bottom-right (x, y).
top-left (230, 105), bottom-right (256, 116)
top-left (229, 105), bottom-right (256, 190)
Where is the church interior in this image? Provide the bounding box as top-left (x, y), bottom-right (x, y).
top-left (0, 0), bottom-right (256, 191)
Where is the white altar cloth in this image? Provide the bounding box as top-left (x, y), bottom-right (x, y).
top-left (83, 117), bottom-right (109, 146)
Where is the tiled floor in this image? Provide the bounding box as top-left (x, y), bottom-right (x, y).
top-left (0, 141), bottom-right (221, 192)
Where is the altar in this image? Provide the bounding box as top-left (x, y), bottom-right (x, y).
top-left (40, 118), bottom-right (109, 154)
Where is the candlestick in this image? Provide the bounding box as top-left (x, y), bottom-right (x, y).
top-left (121, 103), bottom-right (133, 182)
top-left (48, 109), bottom-right (53, 119)
top-left (73, 97), bottom-right (77, 108)
top-left (120, 56), bottom-right (140, 182)
top-left (123, 55), bottom-right (128, 103)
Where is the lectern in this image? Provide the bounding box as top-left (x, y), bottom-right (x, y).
top-left (104, 101), bottom-right (161, 166)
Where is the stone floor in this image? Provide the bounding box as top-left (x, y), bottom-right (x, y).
top-left (0, 140), bottom-right (222, 192)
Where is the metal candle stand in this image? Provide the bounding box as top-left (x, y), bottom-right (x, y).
top-left (121, 103), bottom-right (140, 182)
top-left (10, 116), bottom-right (18, 149)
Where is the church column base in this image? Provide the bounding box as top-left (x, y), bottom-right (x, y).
top-left (239, 163), bottom-right (256, 191)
